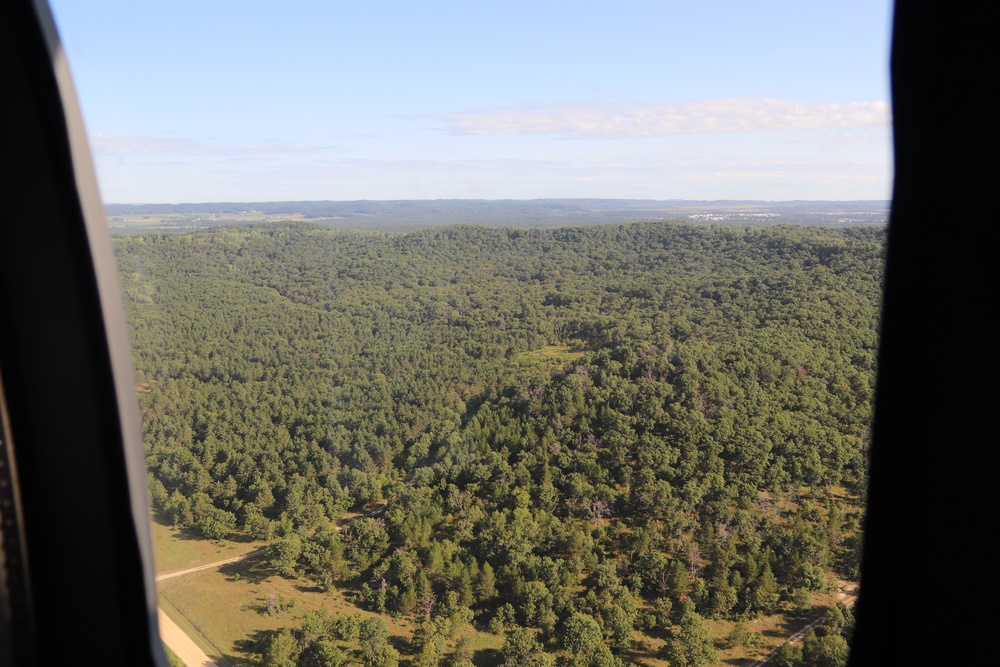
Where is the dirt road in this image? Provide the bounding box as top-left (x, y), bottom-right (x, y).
top-left (158, 608), bottom-right (217, 667)
top-left (157, 549), bottom-right (263, 665)
top-left (156, 501), bottom-right (388, 666)
top-left (156, 549), bottom-right (263, 582)
top-left (747, 584), bottom-right (858, 667)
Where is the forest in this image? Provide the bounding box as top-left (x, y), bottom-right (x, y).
top-left (116, 221), bottom-right (882, 667)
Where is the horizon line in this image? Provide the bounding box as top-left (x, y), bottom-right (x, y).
top-left (105, 197), bottom-right (892, 206)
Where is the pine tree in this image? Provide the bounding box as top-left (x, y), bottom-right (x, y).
top-left (660, 610), bottom-right (717, 667)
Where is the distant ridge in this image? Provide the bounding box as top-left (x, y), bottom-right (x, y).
top-left (105, 198), bottom-right (889, 233)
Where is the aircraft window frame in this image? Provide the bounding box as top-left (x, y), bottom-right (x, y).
top-left (0, 1), bottom-right (163, 665)
top-left (4, 1), bottom-right (994, 666)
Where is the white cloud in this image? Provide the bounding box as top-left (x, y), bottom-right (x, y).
top-left (430, 99), bottom-right (891, 138)
top-left (96, 151), bottom-right (892, 202)
top-left (89, 134), bottom-right (207, 156)
top-left (89, 133), bottom-right (319, 156)
top-left (232, 143), bottom-right (317, 155)
top-left (810, 131), bottom-right (890, 144)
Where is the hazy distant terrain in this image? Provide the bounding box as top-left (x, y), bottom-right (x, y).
top-left (106, 199), bottom-right (888, 233)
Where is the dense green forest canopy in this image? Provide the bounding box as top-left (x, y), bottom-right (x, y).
top-left (117, 221), bottom-right (881, 666)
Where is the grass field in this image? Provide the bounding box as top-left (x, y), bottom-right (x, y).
top-left (156, 551), bottom-right (509, 667)
top-left (516, 342), bottom-right (587, 367)
top-left (620, 580), bottom-right (856, 667)
top-left (150, 512), bottom-right (262, 574)
top-left (157, 553), bottom-right (422, 666)
top-left (153, 513), bottom-right (856, 666)
top-left (159, 562), bottom-right (852, 667)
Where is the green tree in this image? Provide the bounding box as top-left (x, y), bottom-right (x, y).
top-left (602, 604), bottom-right (634, 653)
top-left (660, 610), bottom-right (717, 667)
top-left (752, 565), bottom-right (780, 615)
top-left (774, 641), bottom-right (802, 667)
top-left (261, 628), bottom-right (300, 667)
top-left (477, 561), bottom-right (498, 602)
top-left (802, 628), bottom-right (848, 667)
top-left (413, 618), bottom-right (446, 667)
top-left (502, 627), bottom-right (544, 667)
top-left (267, 534), bottom-right (303, 578)
top-left (360, 617), bottom-right (399, 667)
top-left (792, 587), bottom-right (813, 615)
top-left (448, 635), bottom-right (475, 667)
top-left (561, 613), bottom-right (621, 667)
top-left (303, 640), bottom-right (348, 667)
top-left (724, 621), bottom-right (749, 649)
top-left (561, 613), bottom-right (604, 655)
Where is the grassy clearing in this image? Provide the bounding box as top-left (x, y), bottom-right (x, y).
top-left (153, 512), bottom-right (504, 665)
top-left (150, 512), bottom-right (263, 574)
top-left (333, 499), bottom-right (388, 531)
top-left (516, 342), bottom-right (587, 367)
top-left (153, 512), bottom-right (857, 667)
top-left (158, 549), bottom-right (855, 667)
top-left (157, 557), bottom-right (415, 666)
top-left (623, 580), bottom-right (857, 667)
top-left (627, 628), bottom-right (669, 667)
top-left (159, 593), bottom-right (226, 663)
top-left (713, 583), bottom-right (857, 666)
top-left (158, 552), bottom-right (510, 667)
top-left (452, 625), bottom-right (505, 667)
top-left (626, 610), bottom-right (812, 667)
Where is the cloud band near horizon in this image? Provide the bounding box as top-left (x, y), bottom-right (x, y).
top-left (431, 98), bottom-right (891, 138)
top-left (89, 134), bottom-right (318, 157)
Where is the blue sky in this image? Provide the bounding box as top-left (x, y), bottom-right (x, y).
top-left (49, 1), bottom-right (894, 203)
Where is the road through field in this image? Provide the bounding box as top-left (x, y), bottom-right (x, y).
top-left (747, 583), bottom-right (858, 667)
top-left (156, 549), bottom-right (263, 582)
top-left (158, 608), bottom-right (217, 667)
top-left (157, 549), bottom-right (263, 666)
top-left (156, 502), bottom-right (390, 665)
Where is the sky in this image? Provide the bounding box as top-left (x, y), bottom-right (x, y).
top-left (48, 1), bottom-right (895, 204)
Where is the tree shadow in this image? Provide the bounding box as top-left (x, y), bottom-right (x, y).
top-left (151, 509), bottom-right (256, 544)
top-left (215, 653), bottom-right (259, 667)
top-left (641, 625), bottom-right (671, 641)
top-left (628, 636), bottom-right (663, 659)
top-left (151, 510), bottom-right (206, 541)
top-left (295, 582), bottom-right (325, 594)
top-left (770, 603), bottom-right (822, 638)
top-left (472, 647), bottom-right (502, 667)
top-left (229, 629), bottom-right (273, 667)
top-left (226, 530), bottom-right (258, 544)
top-left (390, 634), bottom-right (415, 657)
top-left (219, 558), bottom-right (270, 585)
top-left (792, 602), bottom-right (822, 623)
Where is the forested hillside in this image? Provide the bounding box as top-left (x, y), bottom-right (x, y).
top-left (117, 222), bottom-right (881, 667)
